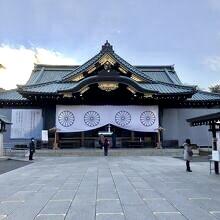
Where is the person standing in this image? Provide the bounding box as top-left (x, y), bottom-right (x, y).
top-left (29, 138), bottom-right (35, 160)
top-left (103, 138), bottom-right (109, 156)
top-left (183, 138), bottom-right (193, 172)
top-left (99, 134), bottom-right (105, 149)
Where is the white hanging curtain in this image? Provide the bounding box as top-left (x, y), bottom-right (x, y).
top-left (56, 105), bottom-right (159, 132)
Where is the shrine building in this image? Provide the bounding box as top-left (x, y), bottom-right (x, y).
top-left (0, 41), bottom-right (220, 149)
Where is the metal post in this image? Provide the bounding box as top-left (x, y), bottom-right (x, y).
top-left (131, 131), bottom-right (134, 141)
top-left (81, 132), bottom-right (84, 148)
top-left (211, 124), bottom-right (219, 174)
top-left (0, 132), bottom-right (3, 157)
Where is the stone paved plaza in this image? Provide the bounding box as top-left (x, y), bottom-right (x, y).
top-left (0, 156), bottom-right (220, 220)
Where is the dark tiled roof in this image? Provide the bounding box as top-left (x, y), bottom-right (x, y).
top-left (62, 43), bottom-right (153, 82)
top-left (136, 66), bottom-right (182, 85)
top-left (140, 83), bottom-right (194, 94)
top-left (28, 63), bottom-right (181, 86)
top-left (188, 91), bottom-right (220, 101)
top-left (19, 80), bottom-right (194, 95)
top-left (187, 112), bottom-right (220, 126)
top-left (20, 82), bottom-right (76, 94)
top-left (110, 53), bottom-right (152, 81)
top-left (62, 52), bottom-right (104, 80)
top-left (0, 90), bottom-right (27, 101)
top-left (2, 43), bottom-right (219, 103)
top-left (26, 65), bottom-right (79, 85)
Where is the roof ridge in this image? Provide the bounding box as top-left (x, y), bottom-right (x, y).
top-left (149, 81), bottom-right (196, 90)
top-left (21, 80), bottom-right (76, 89)
top-left (62, 42), bottom-right (157, 82)
top-left (135, 65), bottom-right (175, 69)
top-left (111, 52), bottom-right (153, 81)
top-left (62, 52), bottom-right (103, 80)
top-left (196, 90), bottom-right (220, 96)
top-left (34, 64), bottom-right (79, 68)
top-left (19, 81), bottom-right (60, 89)
top-left (163, 68), bottom-right (175, 84)
top-left (0, 88), bottom-right (18, 93)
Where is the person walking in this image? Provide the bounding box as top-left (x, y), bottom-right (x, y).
top-left (29, 138), bottom-right (35, 160)
top-left (99, 134), bottom-right (105, 149)
top-left (103, 138), bottom-right (109, 156)
top-left (183, 138), bottom-right (193, 172)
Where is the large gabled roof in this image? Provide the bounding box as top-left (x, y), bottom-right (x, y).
top-left (24, 42), bottom-right (183, 86)
top-left (1, 41), bottom-right (220, 105)
top-left (62, 41), bottom-right (153, 82)
top-left (26, 63), bottom-right (181, 86)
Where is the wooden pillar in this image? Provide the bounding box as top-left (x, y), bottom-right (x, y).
top-left (211, 124), bottom-right (219, 174)
top-left (81, 132), bottom-right (85, 148)
top-left (53, 131), bottom-right (59, 150)
top-left (157, 131), bottom-right (161, 149)
top-left (131, 131), bottom-right (135, 141)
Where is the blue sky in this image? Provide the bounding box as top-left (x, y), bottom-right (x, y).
top-left (0, 0), bottom-right (220, 89)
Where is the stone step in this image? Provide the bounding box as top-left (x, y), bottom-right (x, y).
top-left (34, 148), bottom-right (183, 157)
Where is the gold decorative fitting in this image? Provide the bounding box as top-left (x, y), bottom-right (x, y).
top-left (63, 92), bottom-right (72, 98)
top-left (71, 74), bottom-right (84, 82)
top-left (144, 93), bottom-right (153, 98)
top-left (127, 86), bottom-right (136, 94)
top-left (80, 87), bottom-right (90, 95)
top-left (98, 82), bottom-right (118, 92)
top-left (131, 74), bottom-right (143, 82)
top-left (118, 67), bottom-right (127, 74)
top-left (99, 54), bottom-right (116, 66)
top-left (87, 66), bottom-right (96, 74)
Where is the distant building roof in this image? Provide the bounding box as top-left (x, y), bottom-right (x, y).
top-left (187, 112), bottom-right (220, 126)
top-left (0, 90), bottom-right (27, 101)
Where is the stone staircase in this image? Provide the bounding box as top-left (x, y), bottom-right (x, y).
top-left (34, 148), bottom-right (183, 157)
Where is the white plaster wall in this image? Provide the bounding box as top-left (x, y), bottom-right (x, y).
top-left (162, 108), bottom-right (219, 146)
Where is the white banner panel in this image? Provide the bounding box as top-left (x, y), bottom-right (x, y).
top-left (11, 109), bottom-right (42, 139)
top-left (56, 105), bottom-right (159, 132)
top-left (42, 130), bottom-right (49, 142)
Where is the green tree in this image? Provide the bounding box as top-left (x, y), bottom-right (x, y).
top-left (209, 84), bottom-right (220, 93)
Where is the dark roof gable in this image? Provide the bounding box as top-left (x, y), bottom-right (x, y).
top-left (62, 41), bottom-right (153, 82)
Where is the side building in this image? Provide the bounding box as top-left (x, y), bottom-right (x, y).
top-left (0, 41), bottom-right (220, 149)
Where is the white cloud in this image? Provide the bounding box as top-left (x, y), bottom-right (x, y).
top-left (0, 45), bottom-right (76, 89)
top-left (204, 56), bottom-right (220, 72)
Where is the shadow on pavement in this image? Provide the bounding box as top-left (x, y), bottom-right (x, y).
top-left (0, 159), bottom-right (32, 175)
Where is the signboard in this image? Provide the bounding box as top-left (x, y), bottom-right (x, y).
top-left (42, 130), bottom-right (48, 142)
top-left (11, 109), bottom-right (42, 139)
top-left (56, 105), bottom-right (159, 132)
top-left (212, 150), bottom-right (220, 161)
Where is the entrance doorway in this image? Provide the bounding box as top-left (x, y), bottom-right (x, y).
top-left (58, 125), bottom-right (157, 148)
